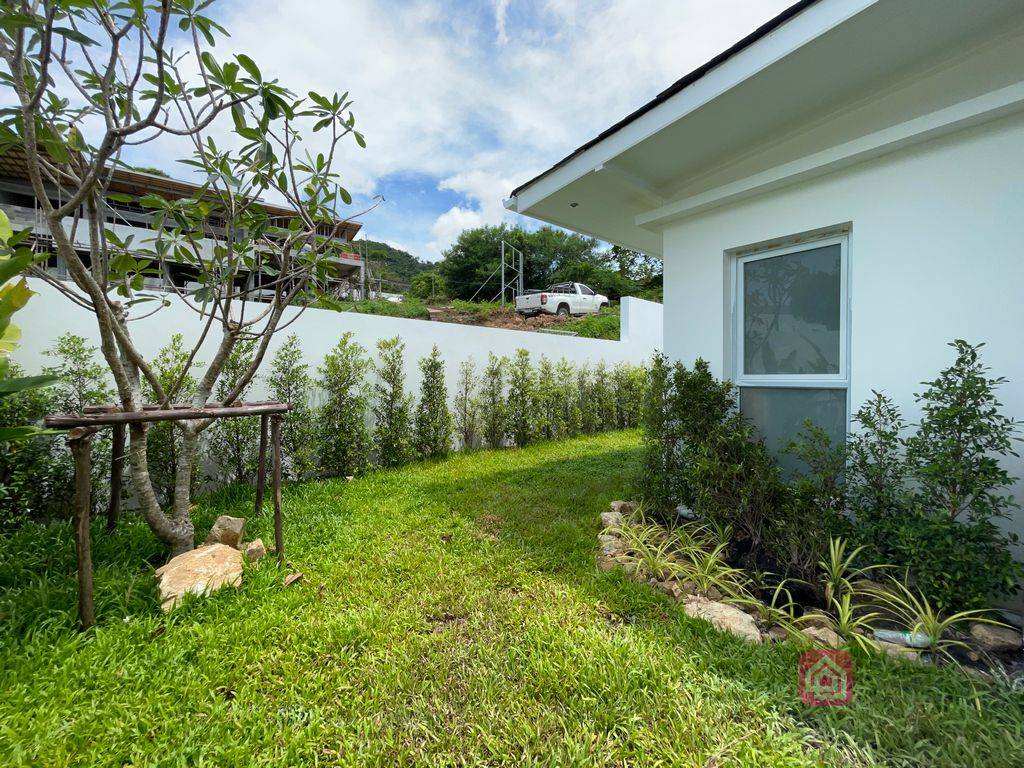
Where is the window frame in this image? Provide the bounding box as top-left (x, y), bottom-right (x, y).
top-left (733, 233), bottom-right (850, 391)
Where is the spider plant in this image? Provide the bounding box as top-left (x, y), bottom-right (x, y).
top-left (862, 580), bottom-right (1009, 663)
top-left (613, 523), bottom-right (685, 581)
top-left (731, 577), bottom-right (801, 630)
top-left (819, 536), bottom-right (873, 605)
top-left (677, 541), bottom-right (750, 598)
top-left (799, 593), bottom-right (880, 654)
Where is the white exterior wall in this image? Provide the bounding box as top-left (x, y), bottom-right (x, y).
top-left (660, 110), bottom-right (1024, 547)
top-left (15, 281), bottom-right (662, 403)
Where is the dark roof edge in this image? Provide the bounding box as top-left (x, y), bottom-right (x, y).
top-left (509, 0), bottom-right (822, 199)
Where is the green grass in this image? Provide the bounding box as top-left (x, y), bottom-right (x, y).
top-left (449, 298), bottom-right (505, 319)
top-left (334, 297), bottom-right (431, 320)
top-left (564, 305), bottom-right (620, 340)
top-left (1, 432), bottom-right (1021, 766)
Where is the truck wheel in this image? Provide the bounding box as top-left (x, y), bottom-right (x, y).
top-left (599, 302), bottom-right (609, 310)
top-left (556, 304), bottom-right (570, 316)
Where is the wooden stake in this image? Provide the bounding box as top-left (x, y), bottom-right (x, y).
top-left (270, 414), bottom-right (284, 566)
top-left (106, 423), bottom-right (125, 532)
top-left (254, 414), bottom-right (269, 516)
top-left (70, 435), bottom-right (95, 631)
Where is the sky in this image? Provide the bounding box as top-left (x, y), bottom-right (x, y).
top-left (130, 0), bottom-right (795, 261)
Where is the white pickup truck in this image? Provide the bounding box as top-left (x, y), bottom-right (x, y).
top-left (515, 282), bottom-right (609, 317)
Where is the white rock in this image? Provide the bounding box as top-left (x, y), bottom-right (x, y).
top-left (154, 544), bottom-right (243, 612)
top-left (203, 515), bottom-right (246, 548)
top-left (801, 625), bottom-right (843, 648)
top-left (969, 622), bottom-right (1023, 653)
top-left (877, 640), bottom-right (922, 662)
top-left (600, 511), bottom-right (623, 529)
top-left (609, 500), bottom-right (636, 516)
top-left (683, 595), bottom-right (762, 643)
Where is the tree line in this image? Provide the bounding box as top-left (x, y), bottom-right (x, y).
top-left (409, 225), bottom-right (662, 303)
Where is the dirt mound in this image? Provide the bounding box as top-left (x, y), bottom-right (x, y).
top-left (427, 305), bottom-right (576, 332)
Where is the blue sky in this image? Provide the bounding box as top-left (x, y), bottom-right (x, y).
top-left (130, 0), bottom-right (793, 261)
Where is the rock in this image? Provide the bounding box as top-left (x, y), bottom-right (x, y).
top-left (969, 622), bottom-right (1023, 653)
top-left (283, 572), bottom-right (304, 587)
top-left (765, 625), bottom-right (789, 643)
top-left (242, 538), bottom-right (267, 563)
top-left (154, 544), bottom-right (243, 612)
top-left (609, 500), bottom-right (636, 517)
top-left (598, 533), bottom-right (624, 557)
top-left (600, 510), bottom-right (623, 529)
top-left (801, 625), bottom-right (843, 648)
top-left (203, 515), bottom-right (246, 548)
top-left (655, 579), bottom-right (695, 601)
top-left (683, 595), bottom-right (762, 644)
top-left (704, 585), bottom-right (723, 601)
top-left (876, 641), bottom-right (921, 662)
top-left (675, 504), bottom-right (697, 520)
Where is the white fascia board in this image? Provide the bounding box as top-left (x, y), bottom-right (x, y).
top-left (635, 80), bottom-right (1024, 228)
top-left (509, 0), bottom-right (879, 215)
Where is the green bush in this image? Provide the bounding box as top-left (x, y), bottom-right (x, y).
top-left (205, 338), bottom-right (259, 485)
top-left (639, 342), bottom-right (1023, 611)
top-left (0, 363), bottom-right (60, 526)
top-left (640, 355), bottom-right (735, 513)
top-left (144, 334), bottom-right (200, 505)
top-left (779, 421), bottom-right (852, 587)
top-left (848, 342), bottom-right (1022, 611)
top-left (408, 271), bottom-right (448, 302)
top-left (43, 333), bottom-right (115, 513)
top-left (591, 361), bottom-right (617, 432)
top-left (317, 333), bottom-right (372, 477)
top-left (453, 359), bottom-right (480, 450)
top-left (564, 306), bottom-right (620, 340)
top-left (480, 353), bottom-right (507, 449)
top-left (689, 413), bottom-right (788, 569)
top-left (612, 363), bottom-right (646, 429)
top-left (267, 334), bottom-right (316, 480)
top-left (373, 337), bottom-right (413, 468)
top-left (506, 349), bottom-right (537, 447)
top-left (414, 346), bottom-right (453, 459)
top-left (336, 298), bottom-right (430, 320)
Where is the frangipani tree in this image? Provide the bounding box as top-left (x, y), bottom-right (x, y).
top-left (0, 0), bottom-right (368, 554)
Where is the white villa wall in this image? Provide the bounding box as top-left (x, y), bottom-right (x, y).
top-left (15, 281), bottom-right (662, 404)
top-left (660, 109), bottom-right (1024, 555)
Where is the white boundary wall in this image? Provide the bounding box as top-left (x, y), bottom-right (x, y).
top-left (15, 280), bottom-right (663, 399)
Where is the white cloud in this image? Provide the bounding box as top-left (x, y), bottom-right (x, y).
top-left (133, 0), bottom-right (793, 260)
top-left (494, 0), bottom-right (513, 45)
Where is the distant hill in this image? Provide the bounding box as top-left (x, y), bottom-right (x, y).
top-left (357, 239), bottom-right (432, 289)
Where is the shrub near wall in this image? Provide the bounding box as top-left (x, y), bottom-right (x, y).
top-left (639, 342), bottom-right (1023, 612)
top-left (317, 333), bottom-right (372, 477)
top-left (4, 332), bottom-right (647, 526)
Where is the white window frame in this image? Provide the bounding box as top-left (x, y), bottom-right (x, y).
top-left (733, 233), bottom-right (850, 393)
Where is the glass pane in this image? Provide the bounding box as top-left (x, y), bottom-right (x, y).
top-left (743, 243), bottom-right (841, 375)
top-left (739, 387), bottom-right (847, 474)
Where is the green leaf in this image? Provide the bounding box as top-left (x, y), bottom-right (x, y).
top-left (0, 373), bottom-right (58, 394)
top-left (0, 209), bottom-right (12, 245)
top-left (51, 26), bottom-right (97, 46)
top-left (236, 54), bottom-right (261, 82)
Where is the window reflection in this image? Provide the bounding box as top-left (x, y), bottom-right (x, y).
top-left (743, 244), bottom-right (841, 375)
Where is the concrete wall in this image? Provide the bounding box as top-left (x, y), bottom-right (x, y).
top-left (14, 282), bottom-right (663, 403)
top-left (659, 109), bottom-right (1024, 552)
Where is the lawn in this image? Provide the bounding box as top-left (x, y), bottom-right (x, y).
top-left (1, 431), bottom-right (1022, 766)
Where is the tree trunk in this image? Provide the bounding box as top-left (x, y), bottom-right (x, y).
top-left (126, 423), bottom-right (194, 556)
